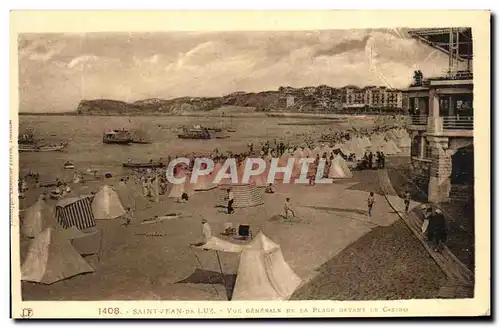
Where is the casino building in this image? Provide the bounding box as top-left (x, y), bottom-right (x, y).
top-left (405, 28), bottom-right (474, 203)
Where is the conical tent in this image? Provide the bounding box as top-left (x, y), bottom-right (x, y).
top-left (328, 155), bottom-right (352, 179)
top-left (302, 148), bottom-right (312, 158)
top-left (168, 182), bottom-right (185, 198)
top-left (336, 155), bottom-right (353, 178)
top-left (311, 146), bottom-right (322, 157)
top-left (345, 140), bottom-right (365, 159)
top-left (21, 197), bottom-right (57, 238)
top-left (382, 139), bottom-right (402, 155)
top-left (248, 162), bottom-right (269, 187)
top-left (91, 185), bottom-right (126, 220)
top-left (216, 184), bottom-right (264, 208)
top-left (293, 148), bottom-right (304, 159)
top-left (361, 137), bottom-right (373, 149)
top-left (231, 232), bottom-right (302, 301)
top-left (21, 227), bottom-right (95, 285)
top-left (321, 145), bottom-right (333, 156)
top-left (193, 173), bottom-right (217, 191)
top-left (183, 176), bottom-right (196, 196)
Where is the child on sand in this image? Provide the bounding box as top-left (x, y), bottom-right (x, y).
top-left (367, 192), bottom-right (375, 217)
top-left (284, 197), bottom-right (296, 220)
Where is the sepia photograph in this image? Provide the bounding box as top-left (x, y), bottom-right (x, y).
top-left (9, 10), bottom-right (490, 319)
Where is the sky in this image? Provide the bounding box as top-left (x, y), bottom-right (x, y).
top-left (18, 29), bottom-right (453, 112)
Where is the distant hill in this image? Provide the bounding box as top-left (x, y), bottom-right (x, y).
top-left (76, 91), bottom-right (283, 115)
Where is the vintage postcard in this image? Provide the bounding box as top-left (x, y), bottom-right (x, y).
top-left (10, 10), bottom-right (490, 319)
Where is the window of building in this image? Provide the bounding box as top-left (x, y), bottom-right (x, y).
top-left (423, 138), bottom-right (431, 159)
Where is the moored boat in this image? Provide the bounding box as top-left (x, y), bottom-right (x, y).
top-left (103, 130), bottom-right (133, 144)
top-left (122, 162), bottom-right (165, 169)
top-left (177, 126), bottom-right (211, 139)
top-left (19, 143), bottom-right (67, 152)
top-left (64, 161), bottom-right (75, 169)
top-left (129, 129), bottom-right (152, 144)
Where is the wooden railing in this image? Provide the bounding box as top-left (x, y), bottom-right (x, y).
top-left (442, 116), bottom-right (474, 130)
top-left (408, 115), bottom-right (428, 126)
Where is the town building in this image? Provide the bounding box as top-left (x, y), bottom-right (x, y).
top-left (405, 27), bottom-right (473, 203)
top-left (342, 86), bottom-right (403, 110)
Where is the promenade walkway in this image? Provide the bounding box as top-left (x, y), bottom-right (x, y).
top-left (376, 169), bottom-right (474, 298)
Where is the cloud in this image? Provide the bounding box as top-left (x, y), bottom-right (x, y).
top-left (67, 55), bottom-right (99, 68)
top-left (18, 29), bottom-right (450, 112)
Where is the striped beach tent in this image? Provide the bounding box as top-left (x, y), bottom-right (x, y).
top-left (56, 195), bottom-right (96, 230)
top-left (216, 184), bottom-right (264, 208)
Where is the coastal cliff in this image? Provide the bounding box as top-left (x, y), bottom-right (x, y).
top-left (76, 91), bottom-right (282, 115)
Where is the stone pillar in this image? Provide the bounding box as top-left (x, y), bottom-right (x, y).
top-left (427, 136), bottom-right (452, 203)
top-left (427, 88), bottom-right (443, 134)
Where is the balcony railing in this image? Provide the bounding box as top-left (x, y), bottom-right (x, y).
top-left (442, 116), bottom-right (474, 130)
top-left (409, 115), bottom-right (428, 126)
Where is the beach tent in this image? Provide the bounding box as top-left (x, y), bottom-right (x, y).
top-left (385, 130), bottom-right (398, 141)
top-left (246, 162), bottom-right (270, 188)
top-left (168, 182), bottom-right (185, 198)
top-left (216, 184), bottom-right (264, 208)
top-left (302, 148), bottom-right (312, 158)
top-left (361, 137), bottom-right (373, 149)
top-left (321, 145), bottom-right (333, 157)
top-left (383, 139), bottom-right (402, 155)
top-left (91, 185), bottom-right (126, 220)
top-left (293, 148), bottom-right (304, 159)
top-left (193, 173), bottom-right (217, 191)
top-left (231, 232), bottom-right (302, 301)
top-left (328, 155), bottom-right (353, 179)
top-left (60, 226), bottom-right (102, 257)
top-left (21, 227), bottom-right (95, 285)
top-left (56, 195), bottom-right (96, 230)
top-left (183, 174), bottom-right (197, 196)
top-left (311, 146), bottom-right (322, 157)
top-left (345, 140), bottom-right (365, 160)
top-left (21, 196), bottom-right (57, 238)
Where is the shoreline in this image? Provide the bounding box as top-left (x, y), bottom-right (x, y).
top-left (18, 112), bottom-right (398, 119)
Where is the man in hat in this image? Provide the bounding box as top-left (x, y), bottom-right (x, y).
top-left (421, 205), bottom-right (432, 234)
top-left (427, 208), bottom-right (447, 251)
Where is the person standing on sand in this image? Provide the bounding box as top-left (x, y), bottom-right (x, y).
top-left (284, 197), bottom-right (296, 220)
top-left (226, 188), bottom-right (234, 214)
top-left (201, 219), bottom-right (212, 244)
top-left (404, 191), bottom-right (411, 213)
top-left (367, 192), bottom-right (375, 217)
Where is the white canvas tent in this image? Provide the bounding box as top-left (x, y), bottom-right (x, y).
top-left (328, 155), bottom-right (353, 179)
top-left (193, 174), bottom-right (217, 191)
top-left (231, 232), bottom-right (302, 301)
top-left (21, 196), bottom-right (57, 238)
top-left (383, 139), bottom-right (402, 155)
top-left (192, 232), bottom-right (302, 301)
top-left (92, 185), bottom-right (126, 220)
top-left (21, 227), bottom-right (95, 284)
